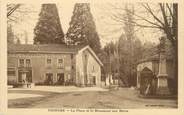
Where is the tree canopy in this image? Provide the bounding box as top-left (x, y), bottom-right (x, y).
top-left (66, 3), bottom-right (101, 54)
top-left (34, 4), bottom-right (65, 44)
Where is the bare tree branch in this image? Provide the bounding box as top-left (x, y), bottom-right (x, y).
top-left (110, 4), bottom-right (163, 29)
top-left (111, 13), bottom-right (163, 29)
top-left (166, 3), bottom-right (174, 19)
top-left (7, 4), bottom-right (21, 17)
top-left (108, 2), bottom-right (177, 51)
top-left (160, 3), bottom-right (176, 47)
top-left (141, 3), bottom-right (165, 27)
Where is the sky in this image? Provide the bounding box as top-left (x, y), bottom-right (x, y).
top-left (10, 2), bottom-right (162, 47)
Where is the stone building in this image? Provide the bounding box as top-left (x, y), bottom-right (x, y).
top-left (8, 44), bottom-right (103, 87)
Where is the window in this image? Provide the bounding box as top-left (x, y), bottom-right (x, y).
top-left (92, 66), bottom-right (95, 72)
top-left (26, 59), bottom-right (31, 67)
top-left (19, 59), bottom-right (24, 67)
top-left (58, 59), bottom-right (63, 64)
top-left (58, 58), bottom-right (64, 68)
top-left (47, 59), bottom-right (51, 64)
top-left (19, 59), bottom-right (31, 67)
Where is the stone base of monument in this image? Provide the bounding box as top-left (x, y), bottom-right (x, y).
top-left (156, 87), bottom-right (171, 96)
top-left (156, 75), bottom-right (171, 96)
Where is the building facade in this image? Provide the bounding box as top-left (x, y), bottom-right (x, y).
top-left (8, 44), bottom-right (103, 87)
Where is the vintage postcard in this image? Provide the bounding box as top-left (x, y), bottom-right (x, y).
top-left (0, 0), bottom-right (184, 115)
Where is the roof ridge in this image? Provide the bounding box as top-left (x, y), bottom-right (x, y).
top-left (8, 44), bottom-right (88, 53)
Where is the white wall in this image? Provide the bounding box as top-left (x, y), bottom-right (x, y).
top-left (76, 48), bottom-right (101, 87)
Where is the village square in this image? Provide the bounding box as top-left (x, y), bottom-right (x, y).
top-left (7, 3), bottom-right (178, 108)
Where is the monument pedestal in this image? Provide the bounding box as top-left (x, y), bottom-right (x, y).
top-left (156, 35), bottom-right (171, 96)
top-left (156, 74), bottom-right (171, 95)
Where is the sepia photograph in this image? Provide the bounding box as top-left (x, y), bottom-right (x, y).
top-left (7, 1), bottom-right (178, 109)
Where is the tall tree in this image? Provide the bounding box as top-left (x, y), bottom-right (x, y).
top-left (123, 5), bottom-right (135, 86)
top-left (118, 34), bottom-right (131, 86)
top-left (7, 4), bottom-right (23, 44)
top-left (110, 3), bottom-right (177, 90)
top-left (7, 24), bottom-right (14, 44)
top-left (102, 42), bottom-right (117, 84)
top-left (66, 3), bottom-right (101, 54)
top-left (34, 4), bottom-right (65, 44)
top-left (113, 5), bottom-right (138, 86)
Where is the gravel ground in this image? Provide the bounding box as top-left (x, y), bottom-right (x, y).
top-left (8, 87), bottom-right (177, 109)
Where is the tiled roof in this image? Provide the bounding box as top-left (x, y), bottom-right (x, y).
top-left (8, 44), bottom-right (86, 53)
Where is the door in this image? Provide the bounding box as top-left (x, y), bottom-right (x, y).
top-left (57, 73), bottom-right (64, 85)
top-left (18, 72), bottom-right (26, 83)
top-left (93, 76), bottom-right (96, 85)
top-left (26, 70), bottom-right (32, 83)
top-left (140, 67), bottom-right (154, 95)
top-left (45, 73), bottom-right (53, 85)
top-left (18, 70), bottom-right (32, 83)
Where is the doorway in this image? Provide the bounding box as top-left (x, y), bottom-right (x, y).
top-left (18, 69), bottom-right (32, 83)
top-left (140, 67), bottom-right (156, 95)
top-left (92, 76), bottom-right (96, 85)
top-left (57, 73), bottom-right (64, 85)
top-left (45, 73), bottom-right (53, 85)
